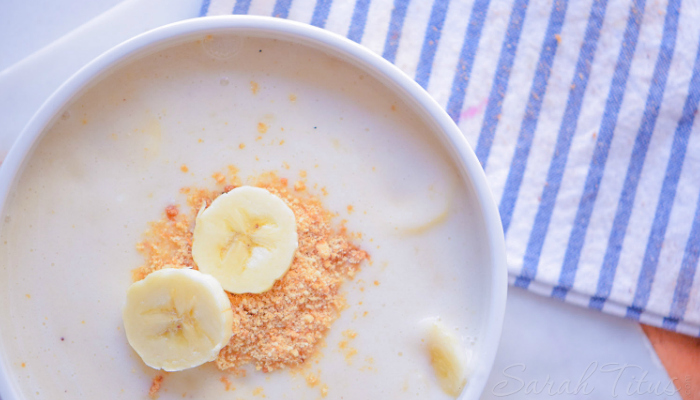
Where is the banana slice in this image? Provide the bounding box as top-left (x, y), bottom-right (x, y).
top-left (426, 321), bottom-right (468, 397)
top-left (192, 186), bottom-right (298, 294)
top-left (123, 268), bottom-right (234, 371)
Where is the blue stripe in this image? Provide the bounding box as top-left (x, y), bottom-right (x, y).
top-left (595, 0), bottom-right (679, 314)
top-left (199, 0), bottom-right (211, 16)
top-left (545, 0), bottom-right (607, 297)
top-left (540, 0), bottom-right (645, 298)
top-left (634, 38), bottom-right (700, 323)
top-left (663, 184), bottom-right (700, 331)
top-left (382, 0), bottom-right (411, 63)
top-left (310, 0), bottom-right (333, 27)
top-left (347, 0), bottom-right (372, 43)
top-left (473, 0), bottom-right (530, 167)
top-left (414, 0), bottom-right (451, 89)
top-left (664, 192), bottom-right (700, 330)
top-left (272, 0), bottom-right (293, 18)
top-left (445, 0), bottom-right (490, 123)
top-left (514, 0), bottom-right (610, 290)
top-left (233, 0), bottom-right (252, 14)
top-left (497, 0), bottom-right (570, 235)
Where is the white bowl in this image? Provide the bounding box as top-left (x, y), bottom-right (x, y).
top-left (0, 16), bottom-right (506, 399)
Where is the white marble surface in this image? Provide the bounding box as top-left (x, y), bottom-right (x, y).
top-left (0, 1), bottom-right (681, 398)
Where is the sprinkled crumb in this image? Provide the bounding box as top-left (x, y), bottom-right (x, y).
top-left (165, 205), bottom-right (179, 220)
top-left (180, 164), bottom-right (189, 173)
top-left (212, 172), bottom-right (226, 184)
top-left (149, 375), bottom-right (163, 399)
top-left (220, 376), bottom-right (234, 391)
top-left (258, 122), bottom-right (268, 134)
top-left (239, 143), bottom-right (246, 149)
top-left (306, 373), bottom-right (319, 387)
top-left (343, 330), bottom-right (357, 339)
top-left (133, 169), bottom-right (369, 375)
top-left (294, 180), bottom-right (306, 192)
top-left (321, 384), bottom-right (329, 397)
top-left (339, 330), bottom-right (359, 364)
top-left (250, 81), bottom-right (259, 95)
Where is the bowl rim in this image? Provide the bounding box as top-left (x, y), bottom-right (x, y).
top-left (0, 15), bottom-right (507, 400)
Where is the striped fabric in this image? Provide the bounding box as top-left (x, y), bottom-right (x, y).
top-left (202, 0), bottom-right (700, 336)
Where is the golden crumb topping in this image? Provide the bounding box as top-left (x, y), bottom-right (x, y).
top-left (133, 169), bottom-right (368, 374)
top-left (148, 375), bottom-right (163, 398)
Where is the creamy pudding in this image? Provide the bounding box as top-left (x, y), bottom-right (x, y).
top-left (0, 33), bottom-right (492, 399)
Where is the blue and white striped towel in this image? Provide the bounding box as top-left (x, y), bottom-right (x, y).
top-left (202, 0), bottom-right (700, 336)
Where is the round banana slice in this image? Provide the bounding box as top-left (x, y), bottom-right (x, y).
top-left (192, 186), bottom-right (298, 294)
top-left (123, 268), bottom-right (234, 371)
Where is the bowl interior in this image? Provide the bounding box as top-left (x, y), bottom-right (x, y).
top-left (0, 17), bottom-right (505, 400)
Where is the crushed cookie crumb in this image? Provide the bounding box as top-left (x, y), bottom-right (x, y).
top-left (252, 387), bottom-right (265, 397)
top-left (239, 143), bottom-right (246, 149)
top-left (220, 376), bottom-right (234, 391)
top-left (132, 205), bottom-right (195, 282)
top-left (294, 180), bottom-right (306, 192)
top-left (180, 164), bottom-right (189, 173)
top-left (250, 81), bottom-right (259, 95)
top-left (347, 205), bottom-right (354, 214)
top-left (258, 122), bottom-right (268, 134)
top-left (343, 330), bottom-right (357, 339)
top-left (149, 375), bottom-right (163, 399)
top-left (321, 384), bottom-right (329, 397)
top-left (165, 205), bottom-right (179, 220)
top-left (306, 372), bottom-right (319, 387)
top-left (132, 170), bottom-right (369, 375)
top-left (339, 330), bottom-right (358, 364)
top-left (212, 172), bottom-right (226, 184)
top-left (344, 348), bottom-right (358, 363)
top-left (316, 241), bottom-right (331, 259)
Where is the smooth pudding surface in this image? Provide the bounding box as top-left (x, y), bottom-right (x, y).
top-left (0, 34), bottom-right (491, 399)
